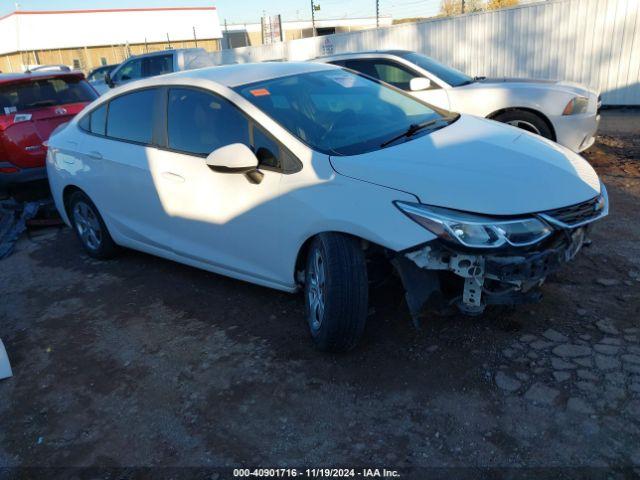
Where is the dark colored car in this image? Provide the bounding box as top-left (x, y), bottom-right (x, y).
top-left (0, 71), bottom-right (97, 187)
top-left (86, 64), bottom-right (117, 84)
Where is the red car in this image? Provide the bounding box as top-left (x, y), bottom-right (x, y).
top-left (0, 71), bottom-right (97, 188)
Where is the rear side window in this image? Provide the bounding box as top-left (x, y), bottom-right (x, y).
top-left (143, 55), bottom-right (173, 78)
top-left (167, 88), bottom-right (249, 156)
top-left (107, 89), bottom-right (157, 144)
top-left (0, 77), bottom-right (97, 115)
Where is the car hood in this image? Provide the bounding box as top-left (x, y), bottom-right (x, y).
top-left (464, 77), bottom-right (597, 97)
top-left (329, 115), bottom-right (601, 216)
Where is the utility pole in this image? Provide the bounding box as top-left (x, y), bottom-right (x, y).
top-left (15, 2), bottom-right (21, 70)
top-left (376, 0), bottom-right (379, 27)
top-left (461, 0), bottom-right (465, 13)
top-left (311, 0), bottom-right (316, 36)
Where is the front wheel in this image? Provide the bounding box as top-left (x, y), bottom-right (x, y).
top-left (304, 233), bottom-right (369, 352)
top-left (493, 110), bottom-right (553, 140)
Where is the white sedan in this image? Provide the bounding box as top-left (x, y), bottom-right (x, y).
top-left (318, 50), bottom-right (601, 152)
top-left (47, 62), bottom-right (608, 351)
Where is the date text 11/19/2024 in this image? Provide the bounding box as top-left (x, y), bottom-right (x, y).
top-left (233, 468), bottom-right (401, 478)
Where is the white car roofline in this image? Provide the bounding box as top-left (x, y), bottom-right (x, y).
top-left (315, 52), bottom-right (454, 89)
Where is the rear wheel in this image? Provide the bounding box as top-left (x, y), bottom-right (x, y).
top-left (304, 233), bottom-right (368, 352)
top-left (68, 191), bottom-right (118, 259)
top-left (493, 110), bottom-right (553, 140)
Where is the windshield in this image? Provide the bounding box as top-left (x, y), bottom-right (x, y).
top-left (235, 69), bottom-right (444, 156)
top-left (400, 52), bottom-right (473, 87)
top-left (88, 66), bottom-right (113, 82)
top-left (0, 77), bottom-right (97, 114)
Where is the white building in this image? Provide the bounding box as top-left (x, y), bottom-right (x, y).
top-left (0, 6), bottom-right (223, 72)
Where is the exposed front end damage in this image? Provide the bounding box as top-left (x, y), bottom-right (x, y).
top-left (393, 226), bottom-right (591, 321)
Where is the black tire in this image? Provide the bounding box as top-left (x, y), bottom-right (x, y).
top-left (304, 233), bottom-right (368, 352)
top-left (493, 110), bottom-right (553, 140)
top-left (67, 191), bottom-right (118, 259)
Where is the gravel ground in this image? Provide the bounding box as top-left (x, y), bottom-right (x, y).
top-left (0, 110), bottom-right (639, 478)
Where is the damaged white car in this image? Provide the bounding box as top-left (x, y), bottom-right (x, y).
top-left (46, 62), bottom-right (608, 352)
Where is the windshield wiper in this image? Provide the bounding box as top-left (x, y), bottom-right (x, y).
top-left (474, 76), bottom-right (486, 81)
top-left (380, 117), bottom-right (451, 148)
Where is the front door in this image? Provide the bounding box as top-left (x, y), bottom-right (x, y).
top-left (341, 58), bottom-right (451, 111)
top-left (147, 87), bottom-right (286, 283)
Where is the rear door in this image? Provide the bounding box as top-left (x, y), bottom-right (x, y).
top-left (78, 87), bottom-right (174, 248)
top-left (0, 76), bottom-right (97, 168)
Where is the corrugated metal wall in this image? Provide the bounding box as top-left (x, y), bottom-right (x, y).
top-left (211, 0), bottom-right (640, 105)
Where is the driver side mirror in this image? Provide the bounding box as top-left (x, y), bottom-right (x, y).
top-left (409, 77), bottom-right (431, 92)
top-left (206, 143), bottom-right (263, 184)
top-left (104, 72), bottom-right (115, 88)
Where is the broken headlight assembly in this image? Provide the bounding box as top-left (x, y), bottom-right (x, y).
top-left (394, 202), bottom-right (553, 249)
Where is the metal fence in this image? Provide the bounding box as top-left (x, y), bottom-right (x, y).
top-left (210, 0), bottom-right (640, 105)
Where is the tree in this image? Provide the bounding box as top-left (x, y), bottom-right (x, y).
top-left (440, 0), bottom-right (462, 16)
top-left (486, 0), bottom-right (519, 10)
top-left (440, 0), bottom-right (484, 16)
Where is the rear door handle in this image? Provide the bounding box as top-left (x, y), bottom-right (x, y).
top-left (87, 151), bottom-right (103, 160)
top-left (161, 172), bottom-right (185, 183)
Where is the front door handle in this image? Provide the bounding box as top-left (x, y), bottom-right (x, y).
top-left (161, 172), bottom-right (185, 183)
top-left (87, 151), bottom-right (103, 160)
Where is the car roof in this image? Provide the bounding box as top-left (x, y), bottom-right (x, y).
top-left (0, 71), bottom-right (85, 85)
top-left (146, 61), bottom-right (339, 88)
top-left (316, 50), bottom-right (413, 60)
top-left (126, 48), bottom-right (205, 60)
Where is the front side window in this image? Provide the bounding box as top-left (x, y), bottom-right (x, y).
top-left (235, 69), bottom-right (443, 155)
top-left (167, 88), bottom-right (249, 156)
top-left (143, 55), bottom-right (173, 78)
top-left (252, 124), bottom-right (281, 169)
top-left (106, 89), bottom-right (157, 144)
top-left (343, 59), bottom-right (419, 91)
top-left (114, 59), bottom-right (142, 83)
top-left (0, 77), bottom-right (97, 114)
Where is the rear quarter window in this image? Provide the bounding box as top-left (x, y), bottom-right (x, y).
top-left (79, 104), bottom-right (108, 136)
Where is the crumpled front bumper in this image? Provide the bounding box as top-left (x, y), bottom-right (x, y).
top-left (394, 227), bottom-right (589, 318)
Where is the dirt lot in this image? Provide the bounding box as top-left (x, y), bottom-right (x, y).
top-left (1, 110), bottom-right (639, 477)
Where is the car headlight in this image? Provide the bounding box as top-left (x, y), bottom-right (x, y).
top-left (395, 202), bottom-right (553, 248)
top-left (562, 96), bottom-right (589, 115)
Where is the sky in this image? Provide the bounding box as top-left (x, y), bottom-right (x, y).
top-left (0, 0), bottom-right (442, 24)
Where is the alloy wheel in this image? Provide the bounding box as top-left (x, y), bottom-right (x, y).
top-left (73, 201), bottom-right (103, 251)
top-left (307, 248), bottom-right (326, 331)
top-left (506, 119), bottom-right (541, 135)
